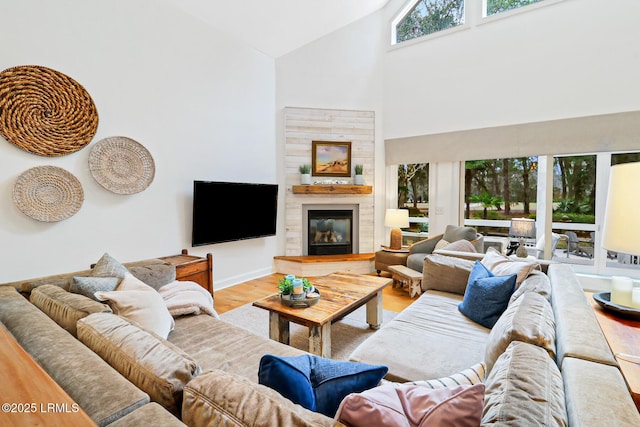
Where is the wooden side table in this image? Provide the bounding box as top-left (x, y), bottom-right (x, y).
top-left (388, 265), bottom-right (422, 298)
top-left (159, 249), bottom-right (213, 297)
top-left (586, 291), bottom-right (640, 411)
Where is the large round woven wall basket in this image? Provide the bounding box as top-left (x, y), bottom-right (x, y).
top-left (13, 166), bottom-right (84, 222)
top-left (0, 65), bottom-right (99, 157)
top-left (89, 136), bottom-right (155, 195)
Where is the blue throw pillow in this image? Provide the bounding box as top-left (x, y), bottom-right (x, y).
top-left (258, 354), bottom-right (388, 417)
top-left (458, 261), bottom-right (516, 328)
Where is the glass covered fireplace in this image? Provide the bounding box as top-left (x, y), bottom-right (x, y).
top-left (303, 204), bottom-right (359, 255)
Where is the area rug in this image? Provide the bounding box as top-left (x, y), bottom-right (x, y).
top-left (220, 303), bottom-right (397, 361)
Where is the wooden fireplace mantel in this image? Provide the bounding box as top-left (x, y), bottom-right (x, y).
top-left (291, 185), bottom-right (372, 195)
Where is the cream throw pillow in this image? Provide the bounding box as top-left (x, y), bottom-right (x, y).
top-left (95, 273), bottom-right (175, 339)
top-left (481, 247), bottom-right (540, 285)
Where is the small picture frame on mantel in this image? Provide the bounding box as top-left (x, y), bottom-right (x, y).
top-left (311, 141), bottom-right (352, 177)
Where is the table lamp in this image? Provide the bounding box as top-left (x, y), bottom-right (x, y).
top-left (385, 208), bottom-right (409, 250)
top-left (602, 162), bottom-right (640, 308)
top-left (509, 218), bottom-right (536, 258)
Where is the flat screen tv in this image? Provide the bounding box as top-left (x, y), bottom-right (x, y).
top-left (192, 181), bottom-right (278, 246)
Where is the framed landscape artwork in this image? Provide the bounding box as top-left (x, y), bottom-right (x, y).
top-left (311, 141), bottom-right (352, 177)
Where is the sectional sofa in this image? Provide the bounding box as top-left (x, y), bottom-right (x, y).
top-left (350, 250), bottom-right (640, 426)
top-left (1, 251), bottom-right (639, 426)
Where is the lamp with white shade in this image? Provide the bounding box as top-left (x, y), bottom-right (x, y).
top-left (602, 162), bottom-right (640, 308)
top-left (385, 208), bottom-right (409, 250)
top-left (509, 218), bottom-right (536, 258)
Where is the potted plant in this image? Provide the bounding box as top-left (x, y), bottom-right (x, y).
top-left (278, 275), bottom-right (318, 305)
top-left (354, 164), bottom-right (364, 185)
top-left (299, 164), bottom-right (311, 185)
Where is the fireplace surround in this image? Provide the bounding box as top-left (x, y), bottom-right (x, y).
top-left (304, 205), bottom-right (359, 255)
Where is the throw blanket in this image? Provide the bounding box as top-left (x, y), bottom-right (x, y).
top-left (159, 280), bottom-right (219, 318)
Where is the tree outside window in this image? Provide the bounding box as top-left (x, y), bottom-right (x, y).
top-left (396, 0), bottom-right (465, 43)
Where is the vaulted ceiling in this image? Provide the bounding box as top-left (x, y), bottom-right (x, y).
top-left (165, 0), bottom-right (391, 58)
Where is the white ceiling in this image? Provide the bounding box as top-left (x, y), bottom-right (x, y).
top-left (165, 0), bottom-right (390, 58)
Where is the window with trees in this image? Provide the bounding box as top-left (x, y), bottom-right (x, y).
top-left (398, 163), bottom-right (429, 244)
top-left (485, 0), bottom-right (545, 17)
top-left (464, 157), bottom-right (538, 236)
top-left (395, 0), bottom-right (465, 44)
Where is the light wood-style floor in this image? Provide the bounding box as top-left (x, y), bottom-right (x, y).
top-left (214, 271), bottom-right (415, 315)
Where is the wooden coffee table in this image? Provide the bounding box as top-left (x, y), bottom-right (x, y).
top-left (252, 272), bottom-right (392, 358)
top-left (586, 291), bottom-right (640, 410)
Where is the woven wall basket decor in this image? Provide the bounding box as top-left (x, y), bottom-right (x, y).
top-left (0, 65), bottom-right (99, 156)
top-left (13, 166), bottom-right (84, 222)
top-left (89, 136), bottom-right (155, 195)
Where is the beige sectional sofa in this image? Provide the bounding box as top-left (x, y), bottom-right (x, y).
top-left (2, 252), bottom-right (639, 426)
top-left (349, 252), bottom-right (640, 426)
top-left (0, 257), bottom-right (339, 427)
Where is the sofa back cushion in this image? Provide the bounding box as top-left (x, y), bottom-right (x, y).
top-left (422, 254), bottom-right (475, 295)
top-left (483, 341), bottom-right (567, 426)
top-left (182, 369), bottom-right (336, 427)
top-left (508, 270), bottom-right (551, 305)
top-left (30, 284), bottom-right (111, 337)
top-left (548, 264), bottom-right (617, 367)
top-left (77, 312), bottom-right (200, 416)
top-left (484, 291), bottom-right (556, 372)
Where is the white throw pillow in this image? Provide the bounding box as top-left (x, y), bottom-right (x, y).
top-left (95, 273), bottom-right (175, 338)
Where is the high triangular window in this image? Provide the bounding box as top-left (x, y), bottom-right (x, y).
top-left (394, 0), bottom-right (465, 44)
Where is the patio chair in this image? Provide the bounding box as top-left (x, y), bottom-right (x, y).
top-left (526, 232), bottom-right (567, 259)
top-left (565, 231), bottom-right (592, 258)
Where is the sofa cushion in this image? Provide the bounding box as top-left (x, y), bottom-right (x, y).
top-left (129, 263), bottom-right (176, 291)
top-left (105, 403), bottom-right (186, 427)
top-left (562, 357), bottom-right (640, 427)
top-left (481, 247), bottom-right (540, 285)
top-left (0, 286), bottom-right (149, 426)
top-left (443, 224), bottom-right (478, 242)
top-left (349, 290), bottom-right (490, 383)
top-left (458, 261), bottom-right (516, 328)
top-left (335, 383), bottom-right (484, 427)
top-left (482, 341), bottom-right (567, 426)
top-left (71, 276), bottom-right (121, 301)
top-left (258, 354), bottom-right (387, 418)
top-left (422, 254), bottom-right (475, 295)
top-left (182, 369), bottom-right (336, 427)
top-left (508, 270), bottom-right (551, 305)
top-left (95, 273), bottom-right (174, 338)
top-left (548, 263), bottom-right (617, 367)
top-left (29, 284), bottom-right (111, 337)
top-left (77, 312), bottom-right (200, 416)
top-left (484, 291), bottom-right (556, 372)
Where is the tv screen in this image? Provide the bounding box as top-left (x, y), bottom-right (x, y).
top-left (192, 181), bottom-right (278, 246)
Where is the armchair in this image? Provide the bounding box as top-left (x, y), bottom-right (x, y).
top-left (406, 225), bottom-right (484, 272)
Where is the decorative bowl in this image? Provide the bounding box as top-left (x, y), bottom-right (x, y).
top-left (592, 292), bottom-right (640, 320)
top-left (280, 289), bottom-right (321, 308)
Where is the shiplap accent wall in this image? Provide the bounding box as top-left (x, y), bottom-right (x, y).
top-left (284, 107), bottom-right (375, 256)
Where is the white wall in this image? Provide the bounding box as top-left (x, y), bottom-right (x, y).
top-left (275, 11), bottom-right (387, 251)
top-left (383, 0), bottom-right (640, 138)
top-left (0, 0), bottom-right (277, 288)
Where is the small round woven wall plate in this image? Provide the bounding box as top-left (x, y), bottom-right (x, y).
top-left (13, 166), bottom-right (84, 222)
top-left (0, 65), bottom-right (99, 157)
top-left (89, 136), bottom-right (155, 195)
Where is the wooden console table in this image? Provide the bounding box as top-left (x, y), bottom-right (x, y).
top-left (159, 249), bottom-right (213, 297)
top-left (0, 326), bottom-right (97, 426)
top-left (586, 291), bottom-right (640, 410)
